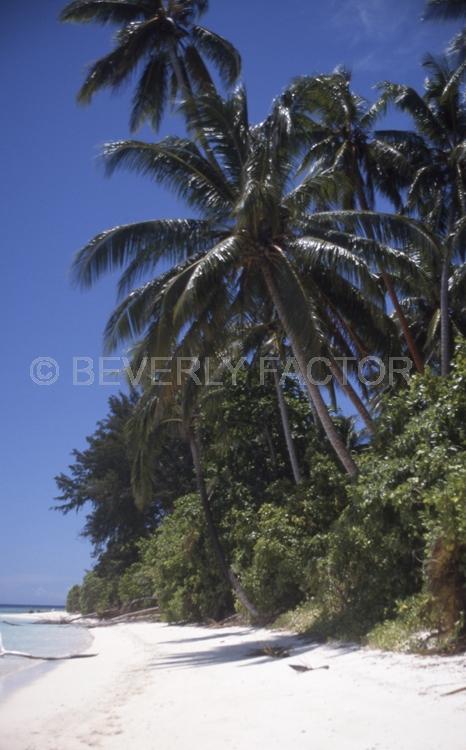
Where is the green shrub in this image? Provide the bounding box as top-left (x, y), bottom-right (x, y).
top-left (79, 571), bottom-right (116, 615)
top-left (224, 462), bottom-right (349, 618)
top-left (117, 562), bottom-right (154, 609)
top-left (237, 504), bottom-right (308, 617)
top-left (140, 495), bottom-right (232, 622)
top-left (367, 594), bottom-right (437, 651)
top-left (305, 343), bottom-right (466, 636)
top-left (422, 455), bottom-right (466, 634)
top-left (309, 464), bottom-right (424, 630)
top-left (66, 584), bottom-right (81, 613)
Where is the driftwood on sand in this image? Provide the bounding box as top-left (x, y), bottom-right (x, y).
top-left (88, 606), bottom-right (161, 627)
top-left (36, 598), bottom-right (159, 627)
top-left (442, 685), bottom-right (466, 697)
top-left (0, 649), bottom-right (98, 661)
top-left (0, 633), bottom-right (97, 661)
top-left (0, 604), bottom-right (160, 660)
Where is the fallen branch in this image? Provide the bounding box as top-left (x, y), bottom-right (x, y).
top-left (30, 614), bottom-right (99, 625)
top-left (120, 596), bottom-right (158, 614)
top-left (0, 649), bottom-right (97, 661)
top-left (67, 612), bottom-right (98, 622)
top-left (89, 606), bottom-right (160, 627)
top-left (442, 686), bottom-right (466, 697)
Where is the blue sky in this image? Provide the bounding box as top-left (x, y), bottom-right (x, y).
top-left (0, 0), bottom-right (457, 605)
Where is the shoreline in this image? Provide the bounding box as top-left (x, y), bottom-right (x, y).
top-left (0, 620), bottom-right (465, 749)
top-left (0, 611), bottom-right (95, 699)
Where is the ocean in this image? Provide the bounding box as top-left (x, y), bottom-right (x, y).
top-left (0, 605), bottom-right (92, 683)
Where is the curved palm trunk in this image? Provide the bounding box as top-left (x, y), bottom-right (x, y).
top-left (325, 298), bottom-right (370, 359)
top-left (188, 428), bottom-right (260, 620)
top-left (273, 369), bottom-right (302, 485)
top-left (357, 186), bottom-right (424, 374)
top-left (382, 272), bottom-right (425, 374)
top-left (261, 265), bottom-right (359, 478)
top-left (440, 257), bottom-right (451, 376)
top-left (328, 357), bottom-right (375, 434)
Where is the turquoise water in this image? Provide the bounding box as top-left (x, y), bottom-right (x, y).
top-left (0, 605), bottom-right (92, 681)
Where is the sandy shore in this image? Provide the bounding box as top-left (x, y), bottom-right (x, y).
top-left (0, 620), bottom-right (465, 749)
top-left (1, 610), bottom-right (97, 625)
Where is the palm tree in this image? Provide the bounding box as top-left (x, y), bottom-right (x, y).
top-left (378, 55), bottom-right (466, 374)
top-left (286, 71), bottom-right (426, 374)
top-left (240, 287), bottom-right (380, 438)
top-left (393, 234), bottom-right (466, 368)
top-left (271, 368), bottom-right (303, 484)
top-left (127, 370), bottom-right (260, 620)
top-left (424, 1), bottom-right (466, 63)
top-left (294, 255), bottom-right (396, 432)
top-left (71, 87), bottom-right (360, 475)
top-left (60, 0), bottom-right (241, 132)
top-left (71, 87), bottom-right (426, 474)
top-left (236, 317), bottom-right (305, 484)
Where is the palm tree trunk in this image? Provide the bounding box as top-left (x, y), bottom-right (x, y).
top-left (440, 256), bottom-right (451, 376)
top-left (325, 298), bottom-right (370, 359)
top-left (273, 369), bottom-right (302, 485)
top-left (356, 185), bottom-right (424, 374)
top-left (188, 428), bottom-right (260, 620)
top-left (382, 272), bottom-right (424, 374)
top-left (261, 265), bottom-right (359, 478)
top-left (328, 357), bottom-right (375, 434)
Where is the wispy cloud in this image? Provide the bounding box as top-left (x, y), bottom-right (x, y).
top-left (330, 0), bottom-right (414, 44)
top-left (327, 0), bottom-right (433, 77)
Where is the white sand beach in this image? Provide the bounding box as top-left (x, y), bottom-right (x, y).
top-left (0, 619), bottom-right (465, 750)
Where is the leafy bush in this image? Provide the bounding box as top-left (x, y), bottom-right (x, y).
top-left (227, 464), bottom-right (348, 618)
top-left (140, 495), bottom-right (232, 622)
top-left (367, 594), bottom-right (438, 651)
top-left (66, 584), bottom-right (81, 613)
top-left (58, 345), bottom-right (466, 648)
top-left (79, 571), bottom-right (116, 615)
top-left (117, 562), bottom-right (155, 609)
top-left (422, 454), bottom-right (466, 633)
top-left (305, 343), bottom-right (466, 636)
top-left (238, 503), bottom-right (308, 616)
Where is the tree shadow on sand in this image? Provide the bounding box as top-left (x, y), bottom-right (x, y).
top-left (148, 633), bottom-right (331, 671)
top-left (156, 629), bottom-right (253, 646)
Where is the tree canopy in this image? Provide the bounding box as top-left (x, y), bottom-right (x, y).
top-left (59, 0), bottom-right (466, 648)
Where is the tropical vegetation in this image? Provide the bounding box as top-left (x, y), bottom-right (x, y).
top-left (58, 0), bottom-right (466, 650)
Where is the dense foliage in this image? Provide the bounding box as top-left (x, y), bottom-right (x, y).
top-left (59, 1), bottom-right (466, 648)
top-left (62, 346), bottom-right (466, 646)
top-left (55, 392), bottom-right (194, 578)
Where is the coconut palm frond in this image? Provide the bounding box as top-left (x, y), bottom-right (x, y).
top-left (103, 138), bottom-right (233, 216)
top-left (72, 218), bottom-right (216, 289)
top-left (61, 0), bottom-right (240, 132)
top-left (191, 26), bottom-right (241, 88)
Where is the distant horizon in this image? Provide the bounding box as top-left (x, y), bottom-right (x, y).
top-left (0, 603), bottom-right (65, 609)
